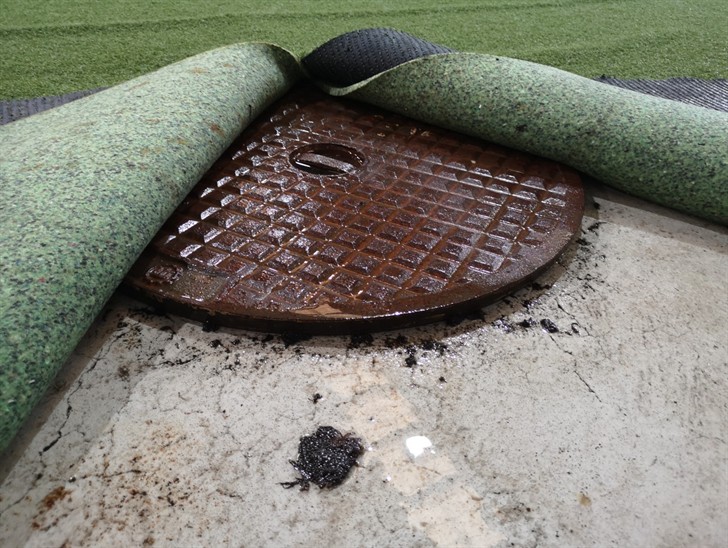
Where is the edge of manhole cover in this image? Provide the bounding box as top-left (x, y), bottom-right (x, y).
top-left (124, 84), bottom-right (584, 334)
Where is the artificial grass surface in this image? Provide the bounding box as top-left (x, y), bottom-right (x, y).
top-left (1, 0), bottom-right (727, 100)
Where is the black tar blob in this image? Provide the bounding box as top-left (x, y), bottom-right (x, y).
top-left (281, 426), bottom-right (363, 491)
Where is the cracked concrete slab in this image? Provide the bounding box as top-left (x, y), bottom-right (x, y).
top-left (0, 180), bottom-right (726, 547)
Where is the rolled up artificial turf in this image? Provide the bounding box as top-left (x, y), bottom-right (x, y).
top-left (0, 43), bottom-right (302, 452)
top-left (322, 52), bottom-right (728, 224)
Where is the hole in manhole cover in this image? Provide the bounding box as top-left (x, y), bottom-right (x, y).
top-left (290, 143), bottom-right (366, 176)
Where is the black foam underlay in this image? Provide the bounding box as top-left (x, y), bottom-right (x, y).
top-left (301, 28), bottom-right (455, 87)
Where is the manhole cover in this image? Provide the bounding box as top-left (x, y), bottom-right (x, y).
top-left (125, 84), bottom-right (584, 333)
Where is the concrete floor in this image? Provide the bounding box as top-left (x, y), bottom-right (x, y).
top-left (0, 180), bottom-right (726, 547)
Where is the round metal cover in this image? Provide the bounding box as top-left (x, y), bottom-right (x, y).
top-left (125, 84), bottom-right (584, 333)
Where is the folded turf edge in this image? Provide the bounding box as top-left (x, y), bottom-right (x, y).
top-left (319, 52), bottom-right (728, 225)
top-left (0, 43), bottom-right (303, 454)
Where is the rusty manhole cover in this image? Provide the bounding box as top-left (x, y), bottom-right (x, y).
top-left (125, 84), bottom-right (584, 333)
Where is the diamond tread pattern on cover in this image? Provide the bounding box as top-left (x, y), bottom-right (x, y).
top-left (125, 85), bottom-right (583, 332)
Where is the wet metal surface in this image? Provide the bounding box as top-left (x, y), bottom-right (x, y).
top-left (125, 85), bottom-right (583, 333)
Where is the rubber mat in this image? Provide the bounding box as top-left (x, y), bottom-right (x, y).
top-left (125, 85), bottom-right (583, 333)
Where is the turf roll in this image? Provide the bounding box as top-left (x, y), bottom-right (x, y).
top-left (0, 43), bottom-right (301, 453)
top-left (309, 31), bottom-right (728, 225)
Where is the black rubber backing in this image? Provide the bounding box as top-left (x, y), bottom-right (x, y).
top-left (301, 28), bottom-right (454, 87)
top-left (595, 76), bottom-right (728, 112)
top-left (0, 88), bottom-right (107, 125)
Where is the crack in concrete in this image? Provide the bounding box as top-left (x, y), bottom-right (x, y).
top-left (39, 400), bottom-right (75, 455)
top-left (216, 487), bottom-right (246, 501)
top-left (37, 330), bottom-right (128, 467)
top-left (0, 331), bottom-right (142, 522)
top-left (573, 369), bottom-right (602, 403)
top-left (0, 479), bottom-right (37, 518)
top-left (80, 469), bottom-right (143, 481)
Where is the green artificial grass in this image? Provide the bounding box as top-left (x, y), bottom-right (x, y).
top-left (1, 0), bottom-right (727, 99)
